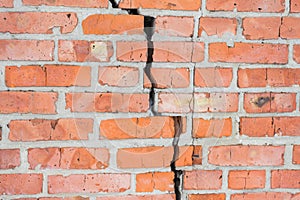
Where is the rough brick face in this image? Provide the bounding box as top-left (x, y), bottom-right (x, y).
top-left (293, 145), bottom-right (300, 164)
top-left (228, 170), bottom-right (266, 189)
top-left (0, 149), bottom-right (20, 169)
top-left (193, 118), bottom-right (232, 138)
top-left (23, 0), bottom-right (108, 7)
top-left (155, 16), bottom-right (194, 37)
top-left (271, 170), bottom-right (300, 188)
top-left (184, 170), bottom-right (222, 190)
top-left (199, 18), bottom-right (237, 37)
top-left (136, 172), bottom-right (174, 192)
top-left (194, 68), bottom-right (232, 87)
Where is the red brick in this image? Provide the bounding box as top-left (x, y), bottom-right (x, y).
top-left (267, 68), bottom-right (300, 86)
top-left (9, 118), bottom-right (93, 141)
top-left (228, 170), bottom-right (265, 189)
top-left (0, 12), bottom-right (77, 34)
top-left (158, 93), bottom-right (193, 113)
top-left (231, 192), bottom-right (300, 200)
top-left (118, 0), bottom-right (201, 10)
top-left (98, 66), bottom-right (139, 87)
top-left (0, 40), bottom-right (54, 61)
top-left (100, 117), bottom-right (176, 139)
top-left (0, 149), bottom-right (20, 169)
top-left (0, 0), bottom-right (13, 7)
top-left (136, 172), bottom-right (173, 192)
top-left (82, 14), bottom-right (144, 35)
top-left (291, 0), bottom-right (300, 12)
top-left (271, 170), bottom-right (300, 188)
top-left (144, 68), bottom-right (190, 88)
top-left (280, 17), bottom-right (300, 39)
top-left (294, 45), bottom-right (300, 63)
top-left (206, 0), bottom-right (285, 12)
top-left (48, 174), bottom-right (130, 193)
top-left (28, 147), bottom-right (109, 169)
top-left (23, 0), bottom-right (108, 7)
top-left (194, 68), bottom-right (232, 87)
top-left (199, 17), bottom-right (237, 37)
top-left (243, 17), bottom-right (281, 39)
top-left (0, 91), bottom-right (57, 114)
top-left (6, 65), bottom-right (91, 87)
top-left (96, 195), bottom-right (175, 200)
top-left (65, 93), bottom-right (149, 113)
top-left (117, 41), bottom-right (204, 62)
top-left (193, 118), bottom-right (232, 138)
top-left (14, 197), bottom-right (89, 200)
top-left (188, 194), bottom-right (226, 200)
top-left (184, 170), bottom-right (222, 190)
top-left (208, 145), bottom-right (284, 166)
top-left (293, 145), bottom-right (300, 164)
top-left (244, 93), bottom-right (296, 113)
top-left (58, 40), bottom-right (113, 62)
top-left (117, 146), bottom-right (195, 168)
top-left (155, 16), bottom-right (194, 37)
top-left (209, 43), bottom-right (288, 64)
top-left (0, 174), bottom-right (42, 194)
top-left (238, 68), bottom-right (267, 88)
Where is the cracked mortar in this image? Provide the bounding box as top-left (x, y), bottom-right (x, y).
top-left (108, 0), bottom-right (184, 199)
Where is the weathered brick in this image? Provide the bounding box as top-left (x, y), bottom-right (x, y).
top-left (188, 194), bottom-right (226, 200)
top-left (193, 118), bottom-right (232, 138)
top-left (208, 145), bottom-right (284, 166)
top-left (206, 0), bottom-right (285, 12)
top-left (199, 17), bottom-right (237, 37)
top-left (238, 68), bottom-right (267, 88)
top-left (280, 17), bottom-right (300, 39)
top-left (0, 92), bottom-right (57, 114)
top-left (194, 68), bottom-right (232, 87)
top-left (48, 174), bottom-right (130, 193)
top-left (65, 93), bottom-right (149, 113)
top-left (0, 0), bottom-right (13, 7)
top-left (9, 118), bottom-right (93, 141)
top-left (294, 45), bottom-right (300, 63)
top-left (271, 170), bottom-right (300, 188)
top-left (82, 14), bottom-right (144, 35)
top-left (158, 93), bottom-right (193, 113)
top-left (28, 147), bottom-right (109, 169)
top-left (98, 66), bottom-right (139, 87)
top-left (155, 16), bottom-right (194, 37)
top-left (291, 0), bottom-right (300, 12)
top-left (136, 172), bottom-right (173, 192)
top-left (293, 145), bottom-right (300, 164)
top-left (0, 12), bottom-right (77, 34)
top-left (0, 174), bottom-right (42, 194)
top-left (118, 0), bottom-right (201, 10)
top-left (231, 192), bottom-right (300, 200)
top-left (228, 170), bottom-right (265, 189)
top-left (209, 43), bottom-right (288, 64)
top-left (243, 17), bottom-right (281, 39)
top-left (59, 40), bottom-right (113, 62)
top-left (0, 40), bottom-right (54, 61)
top-left (0, 149), bottom-right (20, 169)
top-left (23, 0), bottom-right (108, 7)
top-left (97, 195), bottom-right (175, 200)
top-left (184, 170), bottom-right (222, 190)
top-left (144, 68), bottom-right (190, 88)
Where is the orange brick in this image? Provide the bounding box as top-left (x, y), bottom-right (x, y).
top-left (117, 146), bottom-right (195, 168)
top-left (65, 93), bottom-right (149, 113)
top-left (0, 12), bottom-right (77, 34)
top-left (155, 16), bottom-right (194, 37)
top-left (0, 174), bottom-right (43, 194)
top-left (184, 170), bottom-right (222, 190)
top-left (206, 0), bottom-right (285, 12)
top-left (0, 40), bottom-right (54, 61)
top-left (96, 194), bottom-right (175, 200)
top-left (193, 118), bottom-right (232, 138)
top-left (244, 93), bottom-right (296, 113)
top-left (209, 43), bottom-right (288, 64)
top-left (291, 0), bottom-right (300, 12)
top-left (208, 145), bottom-right (284, 166)
top-left (9, 118), bottom-right (93, 141)
top-left (136, 172), bottom-right (173, 192)
top-left (118, 0), bottom-right (201, 10)
top-left (144, 68), bottom-right (190, 88)
top-left (58, 40), bottom-right (113, 62)
top-left (267, 68), bottom-right (300, 86)
top-left (0, 149), bottom-right (20, 169)
top-left (280, 17), bottom-right (300, 39)
top-left (48, 174), bottom-right (130, 193)
top-left (228, 170), bottom-right (265, 189)
top-left (82, 14), bottom-right (144, 35)
top-left (294, 45), bottom-right (300, 63)
top-left (100, 117), bottom-right (176, 139)
top-left (28, 147), bottom-right (109, 169)
top-left (199, 17), bottom-right (237, 37)
top-left (293, 145), bottom-right (300, 164)
top-left (98, 66), bottom-right (139, 87)
top-left (188, 194), bottom-right (226, 200)
top-left (23, 0), bottom-right (107, 7)
top-left (0, 0), bottom-right (13, 7)
top-left (271, 170), bottom-right (300, 188)
top-left (243, 17), bottom-right (281, 39)
top-left (238, 68), bottom-right (267, 88)
top-left (194, 68), bottom-right (232, 87)
top-left (0, 91), bottom-right (57, 114)
top-left (231, 192), bottom-right (300, 200)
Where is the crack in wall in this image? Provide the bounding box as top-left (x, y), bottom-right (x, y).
top-left (108, 1), bottom-right (183, 198)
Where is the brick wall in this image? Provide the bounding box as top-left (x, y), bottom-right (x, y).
top-left (0, 0), bottom-right (300, 199)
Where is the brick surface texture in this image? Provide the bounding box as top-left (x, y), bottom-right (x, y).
top-left (0, 0), bottom-right (299, 200)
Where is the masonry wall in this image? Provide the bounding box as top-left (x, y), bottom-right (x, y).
top-left (0, 0), bottom-right (300, 199)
